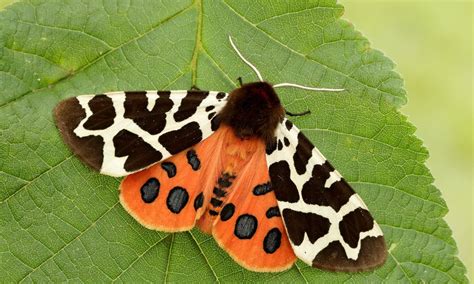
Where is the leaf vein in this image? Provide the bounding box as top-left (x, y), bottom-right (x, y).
top-left (17, 201), bottom-right (120, 282)
top-left (3, 46), bottom-right (69, 73)
top-left (0, 2), bottom-right (194, 110)
top-left (164, 234), bottom-right (174, 283)
top-left (200, 46), bottom-right (237, 86)
top-left (255, 5), bottom-right (341, 26)
top-left (188, 230), bottom-right (219, 283)
top-left (2, 155), bottom-right (74, 203)
top-left (190, 0), bottom-right (203, 86)
top-left (381, 224), bottom-right (454, 248)
top-left (300, 128), bottom-right (427, 157)
top-left (222, 0), bottom-right (403, 105)
top-left (353, 181), bottom-right (445, 208)
top-left (15, 19), bottom-right (113, 49)
top-left (113, 235), bottom-right (170, 281)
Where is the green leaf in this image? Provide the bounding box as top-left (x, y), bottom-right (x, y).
top-left (0, 0), bottom-right (467, 282)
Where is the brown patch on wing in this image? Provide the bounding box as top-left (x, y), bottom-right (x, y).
top-left (83, 94), bottom-right (116, 130)
top-left (123, 91), bottom-right (172, 135)
top-left (282, 209), bottom-right (330, 246)
top-left (301, 162), bottom-right (354, 212)
top-left (158, 122), bottom-right (203, 155)
top-left (173, 90), bottom-right (209, 122)
top-left (293, 132), bottom-right (314, 175)
top-left (54, 97), bottom-right (104, 171)
top-left (269, 161), bottom-right (300, 203)
top-left (113, 130), bottom-right (163, 172)
top-left (339, 208), bottom-right (375, 248)
top-left (312, 237), bottom-right (387, 272)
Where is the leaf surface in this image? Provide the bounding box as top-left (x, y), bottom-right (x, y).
top-left (0, 0), bottom-right (467, 282)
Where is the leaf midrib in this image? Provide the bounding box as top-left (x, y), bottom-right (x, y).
top-left (0, 1), bottom-right (463, 282)
top-left (190, 0), bottom-right (203, 86)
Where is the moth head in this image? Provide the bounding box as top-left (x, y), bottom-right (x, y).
top-left (221, 36), bottom-right (345, 144)
top-left (220, 81), bottom-right (285, 144)
top-left (237, 81), bottom-right (281, 108)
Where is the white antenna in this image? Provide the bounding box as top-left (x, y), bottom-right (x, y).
top-left (273, 82), bottom-right (344, 92)
top-left (228, 35), bottom-right (263, 82)
top-left (228, 35), bottom-right (344, 92)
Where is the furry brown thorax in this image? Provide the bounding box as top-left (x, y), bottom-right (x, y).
top-left (219, 82), bottom-right (285, 144)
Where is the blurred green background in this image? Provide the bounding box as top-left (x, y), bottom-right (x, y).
top-left (341, 0), bottom-right (473, 279)
top-left (0, 0), bottom-right (471, 279)
top-left (0, 0), bottom-right (16, 9)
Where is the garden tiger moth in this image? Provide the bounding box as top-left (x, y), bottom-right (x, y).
top-left (54, 36), bottom-right (387, 272)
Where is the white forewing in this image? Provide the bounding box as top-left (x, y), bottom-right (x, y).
top-left (265, 118), bottom-right (385, 270)
top-left (60, 90), bottom-right (228, 177)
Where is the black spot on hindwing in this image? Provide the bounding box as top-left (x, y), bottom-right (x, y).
top-left (140, 178), bottom-right (160, 203)
top-left (166, 187), bottom-right (189, 214)
top-left (113, 130), bottom-right (163, 172)
top-left (83, 95), bottom-right (115, 130)
top-left (269, 161), bottom-right (299, 202)
top-left (158, 122), bottom-right (202, 155)
top-left (252, 182), bottom-right (272, 196)
top-left (161, 162), bottom-right (177, 178)
top-left (282, 209), bottom-right (330, 246)
top-left (265, 206), bottom-right (281, 218)
top-left (220, 203), bottom-right (235, 221)
top-left (124, 91), bottom-right (172, 135)
top-left (186, 149), bottom-right (201, 170)
top-left (263, 228), bottom-right (282, 254)
top-left (194, 192), bottom-right (204, 210)
top-left (234, 214), bottom-right (258, 239)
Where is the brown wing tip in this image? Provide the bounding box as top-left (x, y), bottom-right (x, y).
top-left (53, 97), bottom-right (103, 172)
top-left (312, 236), bottom-right (387, 272)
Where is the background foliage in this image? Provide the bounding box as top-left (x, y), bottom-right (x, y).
top-left (0, 0), bottom-right (469, 282)
top-left (341, 0), bottom-right (473, 279)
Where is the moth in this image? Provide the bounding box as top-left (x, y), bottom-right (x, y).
top-left (54, 36), bottom-right (387, 272)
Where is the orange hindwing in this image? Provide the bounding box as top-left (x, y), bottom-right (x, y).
top-left (120, 127), bottom-right (228, 232)
top-left (120, 126), bottom-right (296, 271)
top-left (201, 128), bottom-right (296, 271)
